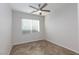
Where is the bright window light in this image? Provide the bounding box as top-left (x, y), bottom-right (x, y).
top-left (22, 19), bottom-right (40, 33)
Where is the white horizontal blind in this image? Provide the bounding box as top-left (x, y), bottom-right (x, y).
top-left (22, 19), bottom-right (40, 33)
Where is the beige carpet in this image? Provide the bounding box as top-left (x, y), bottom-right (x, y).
top-left (10, 40), bottom-right (78, 55)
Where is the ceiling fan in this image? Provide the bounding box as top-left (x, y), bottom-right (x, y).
top-left (29, 3), bottom-right (50, 15)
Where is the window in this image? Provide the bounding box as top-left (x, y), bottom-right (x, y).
top-left (22, 19), bottom-right (40, 33)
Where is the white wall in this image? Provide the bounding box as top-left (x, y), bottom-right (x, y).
top-left (0, 4), bottom-right (12, 54)
top-left (45, 3), bottom-right (79, 53)
top-left (12, 10), bottom-right (45, 45)
top-left (78, 4), bottom-right (79, 52)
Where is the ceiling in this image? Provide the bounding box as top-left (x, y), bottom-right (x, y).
top-left (9, 3), bottom-right (64, 16)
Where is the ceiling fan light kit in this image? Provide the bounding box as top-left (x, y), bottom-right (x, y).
top-left (29, 3), bottom-right (50, 16)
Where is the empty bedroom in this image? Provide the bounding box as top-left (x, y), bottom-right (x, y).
top-left (0, 3), bottom-right (79, 55)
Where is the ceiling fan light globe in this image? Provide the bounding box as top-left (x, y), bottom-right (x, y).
top-left (38, 10), bottom-right (42, 13)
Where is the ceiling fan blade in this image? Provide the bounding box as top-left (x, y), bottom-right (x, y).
top-left (41, 10), bottom-right (50, 12)
top-left (40, 3), bottom-right (47, 10)
top-left (39, 4), bottom-right (41, 7)
top-left (29, 6), bottom-right (38, 10)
